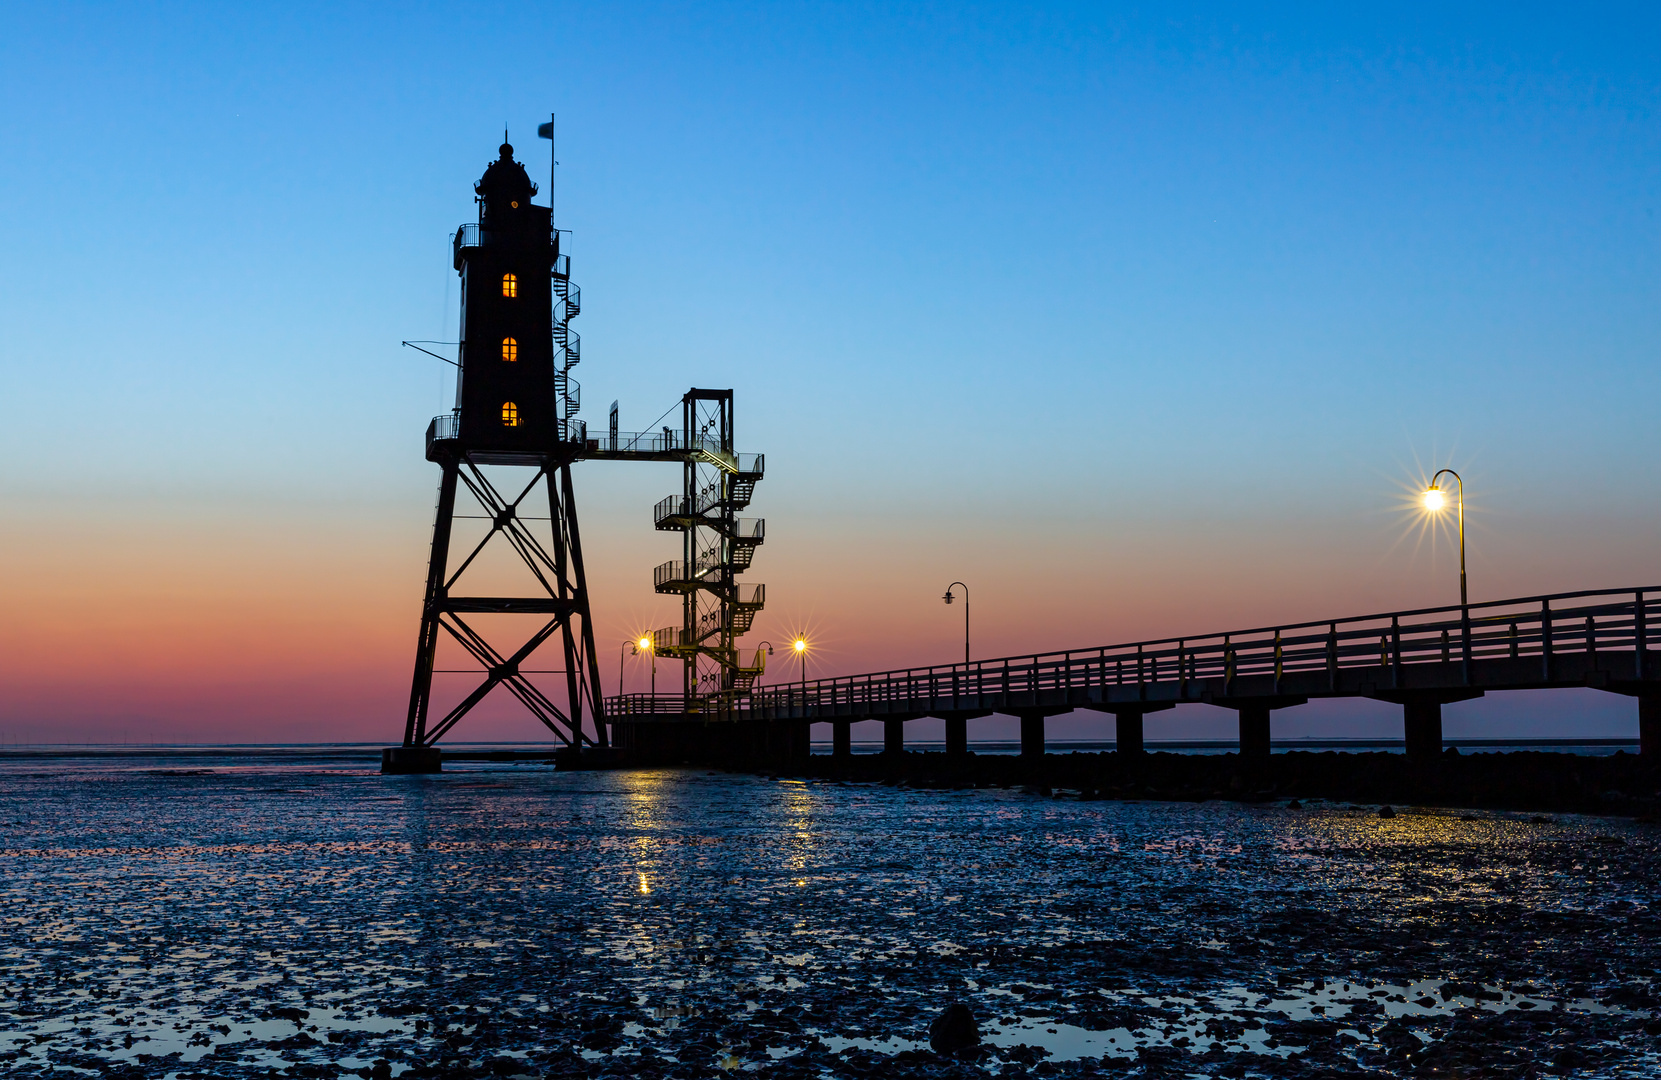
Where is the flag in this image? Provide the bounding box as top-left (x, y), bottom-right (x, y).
top-left (537, 121), bottom-right (554, 139)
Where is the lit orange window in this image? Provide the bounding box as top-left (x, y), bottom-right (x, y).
top-left (502, 402), bottom-right (521, 427)
top-left (502, 273), bottom-right (517, 298)
top-left (501, 337), bottom-right (518, 362)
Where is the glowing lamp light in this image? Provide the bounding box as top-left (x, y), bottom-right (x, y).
top-left (793, 639), bottom-right (807, 653)
top-left (1422, 487), bottom-right (1446, 512)
top-left (637, 636), bottom-right (652, 652)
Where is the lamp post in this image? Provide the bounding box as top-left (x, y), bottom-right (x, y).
top-left (627, 635), bottom-right (655, 699)
top-left (793, 637), bottom-right (808, 688)
top-left (756, 641), bottom-right (777, 681)
top-left (942, 582), bottom-right (969, 665)
top-left (1422, 470), bottom-right (1467, 606)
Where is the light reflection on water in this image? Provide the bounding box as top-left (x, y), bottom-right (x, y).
top-left (0, 752), bottom-right (1655, 1077)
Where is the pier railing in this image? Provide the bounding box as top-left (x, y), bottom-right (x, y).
top-left (719, 587), bottom-right (1660, 720)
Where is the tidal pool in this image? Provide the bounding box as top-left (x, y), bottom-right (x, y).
top-left (0, 753), bottom-right (1657, 1077)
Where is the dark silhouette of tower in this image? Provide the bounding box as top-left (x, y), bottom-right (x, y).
top-left (384, 141), bottom-right (602, 774)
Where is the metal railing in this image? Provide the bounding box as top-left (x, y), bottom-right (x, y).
top-left (556, 282), bottom-right (580, 316)
top-left (586, 429), bottom-right (756, 465)
top-left (426, 413), bottom-right (587, 450)
top-left (649, 497), bottom-right (765, 542)
top-left (556, 328), bottom-right (580, 365)
top-left (731, 587), bottom-right (1659, 718)
top-left (654, 554), bottom-right (727, 588)
top-left (653, 495), bottom-right (692, 525)
top-left (426, 412), bottom-right (461, 446)
top-left (610, 694), bottom-right (701, 717)
top-left (451, 222), bottom-right (565, 272)
top-left (652, 625), bottom-right (695, 652)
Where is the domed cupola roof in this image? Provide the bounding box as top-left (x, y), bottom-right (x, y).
top-left (475, 142), bottom-right (538, 219)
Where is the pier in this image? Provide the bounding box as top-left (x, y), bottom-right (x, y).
top-left (606, 585), bottom-right (1661, 766)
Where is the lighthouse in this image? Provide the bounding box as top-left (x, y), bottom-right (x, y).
top-left (385, 139), bottom-right (601, 774)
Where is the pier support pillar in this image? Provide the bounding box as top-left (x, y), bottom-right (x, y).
top-left (833, 720), bottom-right (852, 758)
top-left (1369, 691), bottom-right (1477, 765)
top-left (1020, 714), bottom-right (1046, 759)
top-left (1238, 706), bottom-right (1271, 760)
top-left (1116, 712), bottom-right (1144, 755)
top-left (945, 716), bottom-right (968, 758)
top-left (884, 718), bottom-right (905, 755)
top-left (1403, 699), bottom-right (1443, 761)
top-left (1641, 693), bottom-right (1661, 759)
top-left (785, 721), bottom-right (812, 769)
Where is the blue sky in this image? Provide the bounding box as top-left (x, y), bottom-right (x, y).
top-left (2, 3), bottom-right (1659, 741)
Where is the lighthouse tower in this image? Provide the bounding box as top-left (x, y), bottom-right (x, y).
top-left (384, 141), bottom-right (602, 773)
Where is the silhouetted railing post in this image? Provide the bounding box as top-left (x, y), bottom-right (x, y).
top-left (1390, 616), bottom-right (1401, 689)
top-left (1637, 591), bottom-right (1648, 679)
top-left (1542, 599), bottom-right (1554, 680)
top-left (1461, 604), bottom-right (1472, 685)
top-left (1326, 624), bottom-right (1338, 690)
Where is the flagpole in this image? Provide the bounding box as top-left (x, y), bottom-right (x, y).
top-left (536, 113), bottom-right (557, 223)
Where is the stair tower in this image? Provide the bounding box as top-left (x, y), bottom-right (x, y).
top-left (387, 140), bottom-right (604, 773)
top-left (648, 390), bottom-right (769, 706)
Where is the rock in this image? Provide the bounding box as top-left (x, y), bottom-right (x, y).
top-left (928, 1002), bottom-right (980, 1054)
top-left (1286, 800), bottom-right (1302, 809)
top-left (1378, 805), bottom-right (1396, 819)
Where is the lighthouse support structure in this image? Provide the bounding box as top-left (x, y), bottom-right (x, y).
top-left (385, 139), bottom-right (603, 774)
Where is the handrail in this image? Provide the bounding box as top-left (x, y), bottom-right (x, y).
top-left (585, 433), bottom-right (763, 475)
top-left (452, 222), bottom-right (562, 271)
top-left (718, 586), bottom-right (1659, 713)
top-left (425, 412), bottom-right (585, 448)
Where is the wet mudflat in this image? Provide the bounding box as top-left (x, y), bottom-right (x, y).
top-left (1, 756), bottom-right (1658, 1078)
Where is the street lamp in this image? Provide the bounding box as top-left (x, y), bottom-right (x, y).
top-left (755, 641), bottom-right (777, 682)
top-left (1422, 469), bottom-right (1467, 606)
top-left (792, 637), bottom-right (808, 689)
top-left (627, 635), bottom-right (655, 698)
top-left (942, 581), bottom-right (969, 665)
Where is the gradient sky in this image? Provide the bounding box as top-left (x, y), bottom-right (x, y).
top-left (3, 3), bottom-right (1660, 744)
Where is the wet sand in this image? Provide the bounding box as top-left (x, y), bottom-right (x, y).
top-left (1, 755), bottom-right (1657, 1077)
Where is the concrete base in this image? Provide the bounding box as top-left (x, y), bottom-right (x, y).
top-left (381, 746), bottom-right (442, 774)
top-left (553, 747), bottom-right (625, 770)
top-left (1239, 706), bottom-right (1271, 760)
top-left (833, 720), bottom-right (852, 758)
top-left (1116, 712), bottom-right (1144, 755)
top-left (1642, 694), bottom-right (1661, 758)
